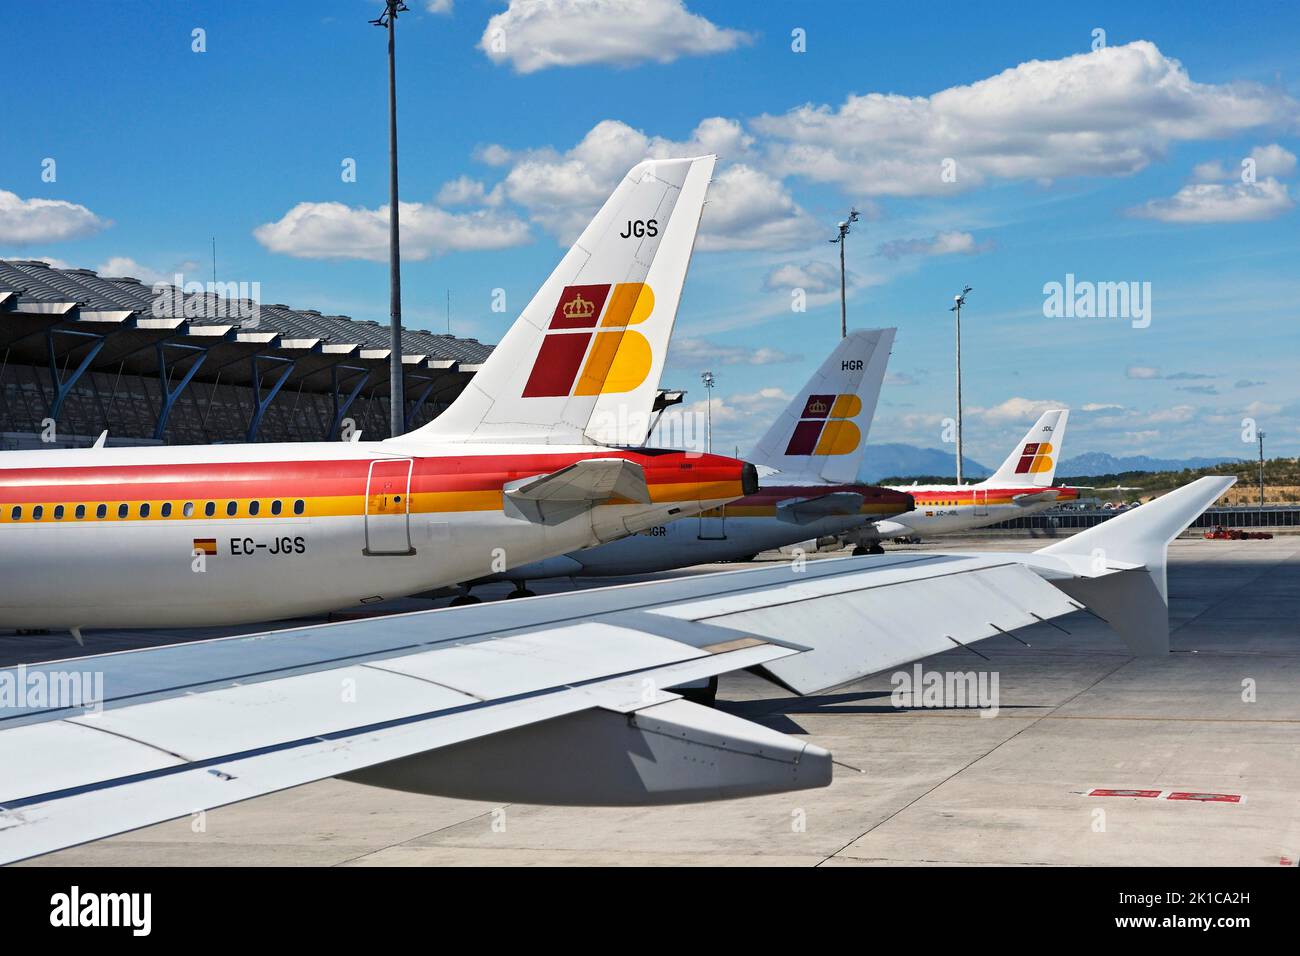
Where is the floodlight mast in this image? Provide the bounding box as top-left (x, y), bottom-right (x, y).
top-left (371, 0), bottom-right (409, 438)
top-left (828, 208), bottom-right (860, 338)
top-left (701, 370), bottom-right (715, 454)
top-left (950, 285), bottom-right (972, 485)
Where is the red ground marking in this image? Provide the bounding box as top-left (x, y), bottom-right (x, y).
top-left (1166, 792), bottom-right (1244, 803)
top-left (1087, 789), bottom-right (1162, 798)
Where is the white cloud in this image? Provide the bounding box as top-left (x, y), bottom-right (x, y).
top-left (1193, 144), bottom-right (1297, 183)
top-left (696, 164), bottom-right (815, 251)
top-left (93, 256), bottom-right (174, 286)
top-left (1129, 177), bottom-right (1293, 223)
top-left (1250, 143), bottom-right (1297, 178)
top-left (1126, 365), bottom-right (1161, 379)
top-left (425, 0), bottom-right (453, 13)
top-left (0, 190), bottom-right (110, 243)
top-left (876, 230), bottom-right (991, 259)
top-left (480, 0), bottom-right (750, 74)
top-left (436, 176), bottom-right (503, 207)
top-left (752, 41), bottom-right (1300, 197)
top-left (970, 396), bottom-right (1065, 424)
top-left (253, 200), bottom-right (530, 261)
top-left (496, 117), bottom-right (810, 249)
top-left (764, 261), bottom-right (840, 294)
top-left (475, 144), bottom-right (514, 167)
top-left (668, 337), bottom-right (800, 368)
top-left (1080, 402), bottom-right (1124, 412)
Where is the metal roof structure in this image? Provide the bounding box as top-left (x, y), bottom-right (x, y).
top-left (0, 259), bottom-right (493, 445)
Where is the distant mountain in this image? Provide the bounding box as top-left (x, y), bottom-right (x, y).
top-left (860, 443), bottom-right (1244, 482)
top-left (861, 443), bottom-right (991, 482)
top-left (1057, 451), bottom-right (1245, 477)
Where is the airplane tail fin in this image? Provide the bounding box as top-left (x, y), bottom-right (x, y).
top-left (985, 408), bottom-right (1069, 487)
top-left (747, 328), bottom-right (895, 484)
top-left (398, 156), bottom-right (716, 446)
top-left (1036, 476), bottom-right (1235, 655)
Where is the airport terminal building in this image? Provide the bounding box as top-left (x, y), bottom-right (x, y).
top-left (0, 259), bottom-right (491, 449)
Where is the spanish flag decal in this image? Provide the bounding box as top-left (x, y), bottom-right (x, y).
top-left (193, 538), bottom-right (218, 556)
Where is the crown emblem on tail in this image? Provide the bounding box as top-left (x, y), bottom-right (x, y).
top-left (806, 398), bottom-right (829, 415)
top-left (562, 293), bottom-right (596, 321)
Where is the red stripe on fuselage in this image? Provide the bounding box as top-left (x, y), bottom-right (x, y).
top-left (0, 450), bottom-right (744, 504)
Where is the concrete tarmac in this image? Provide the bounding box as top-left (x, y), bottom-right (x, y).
top-left (12, 534), bottom-right (1300, 867)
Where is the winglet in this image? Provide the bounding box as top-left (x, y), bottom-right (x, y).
top-left (1036, 476), bottom-right (1235, 655)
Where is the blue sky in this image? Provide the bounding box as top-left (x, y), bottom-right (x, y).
top-left (2, 0), bottom-right (1298, 464)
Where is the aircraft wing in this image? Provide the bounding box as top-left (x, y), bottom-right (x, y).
top-left (0, 554), bottom-right (1074, 865)
top-left (0, 477), bottom-right (1232, 863)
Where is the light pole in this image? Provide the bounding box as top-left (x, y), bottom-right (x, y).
top-left (828, 208), bottom-right (860, 338)
top-left (1258, 430), bottom-right (1266, 511)
top-left (950, 285), bottom-right (972, 485)
top-left (701, 370), bottom-right (715, 454)
top-left (371, 0), bottom-right (408, 439)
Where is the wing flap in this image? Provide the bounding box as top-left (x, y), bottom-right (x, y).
top-left (656, 557), bottom-right (1081, 695)
top-left (343, 697), bottom-right (831, 807)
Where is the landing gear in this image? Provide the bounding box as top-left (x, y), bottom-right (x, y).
top-left (506, 584), bottom-right (536, 599)
top-left (852, 542), bottom-right (885, 556)
top-left (448, 590), bottom-right (481, 607)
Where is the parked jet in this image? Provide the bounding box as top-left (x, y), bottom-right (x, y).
top-left (845, 409), bottom-right (1078, 552)
top-left (0, 156), bottom-right (757, 631)
top-left (466, 328), bottom-right (913, 597)
top-left (0, 475), bottom-right (1234, 862)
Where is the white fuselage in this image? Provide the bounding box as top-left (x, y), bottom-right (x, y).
top-left (862, 482), bottom-right (1079, 540)
top-left (0, 440), bottom-right (746, 630)
top-left (491, 481), bottom-right (914, 580)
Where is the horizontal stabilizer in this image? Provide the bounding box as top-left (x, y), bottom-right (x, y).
top-left (345, 698), bottom-right (831, 806)
top-left (504, 458), bottom-right (649, 524)
top-left (1013, 490), bottom-right (1059, 506)
top-left (775, 491), bottom-right (864, 525)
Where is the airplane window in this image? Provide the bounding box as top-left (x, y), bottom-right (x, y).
top-left (54, 505), bottom-right (65, 520)
top-left (226, 501), bottom-right (237, 517)
top-left (161, 502), bottom-right (173, 517)
top-left (205, 501), bottom-right (216, 517)
top-left (293, 499), bottom-right (305, 515)
top-left (183, 502), bottom-right (195, 518)
top-left (118, 503), bottom-right (128, 518)
top-left (271, 500), bottom-right (283, 516)
top-left (249, 500), bottom-right (260, 516)
top-left (96, 504), bottom-right (107, 519)
top-left (75, 504), bottom-right (86, 520)
top-left (33, 506), bottom-right (43, 520)
top-left (140, 503), bottom-right (151, 518)
top-left (10, 506), bottom-right (20, 521)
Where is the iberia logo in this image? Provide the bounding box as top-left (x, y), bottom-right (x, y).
top-left (522, 283), bottom-right (655, 397)
top-left (1014, 441), bottom-right (1055, 474)
top-left (784, 393), bottom-right (863, 456)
